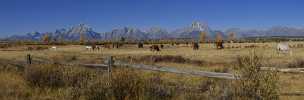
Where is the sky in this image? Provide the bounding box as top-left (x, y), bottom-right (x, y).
top-left (0, 0), bottom-right (304, 37)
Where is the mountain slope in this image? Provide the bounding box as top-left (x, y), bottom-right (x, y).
top-left (101, 27), bottom-right (148, 41)
top-left (145, 27), bottom-right (171, 39)
top-left (6, 24), bottom-right (102, 41)
top-left (53, 24), bottom-right (101, 41)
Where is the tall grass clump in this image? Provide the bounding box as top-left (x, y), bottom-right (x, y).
top-left (24, 64), bottom-right (101, 100)
top-left (24, 64), bottom-right (66, 88)
top-left (110, 68), bottom-right (145, 100)
top-left (84, 68), bottom-right (176, 100)
top-left (0, 71), bottom-right (31, 100)
top-left (232, 52), bottom-right (280, 100)
top-left (84, 77), bottom-right (111, 100)
top-left (143, 74), bottom-right (176, 100)
top-left (24, 64), bottom-right (97, 88)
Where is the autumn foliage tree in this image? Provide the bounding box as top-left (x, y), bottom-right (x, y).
top-left (215, 32), bottom-right (223, 43)
top-left (228, 32), bottom-right (236, 43)
top-left (215, 32), bottom-right (224, 49)
top-left (42, 34), bottom-right (50, 44)
top-left (200, 32), bottom-right (207, 43)
top-left (79, 33), bottom-right (86, 45)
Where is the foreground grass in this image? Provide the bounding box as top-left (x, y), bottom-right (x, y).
top-left (0, 43), bottom-right (303, 99)
top-left (0, 51), bottom-right (283, 100)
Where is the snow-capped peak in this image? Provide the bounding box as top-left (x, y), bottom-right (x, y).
top-left (191, 21), bottom-right (209, 32)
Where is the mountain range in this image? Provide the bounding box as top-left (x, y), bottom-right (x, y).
top-left (5, 22), bottom-right (304, 41)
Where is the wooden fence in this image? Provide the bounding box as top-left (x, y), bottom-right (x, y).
top-left (26, 54), bottom-right (304, 79)
top-left (24, 54), bottom-right (304, 96)
top-left (26, 54), bottom-right (236, 80)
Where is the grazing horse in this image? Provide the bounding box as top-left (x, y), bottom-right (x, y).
top-left (150, 45), bottom-right (160, 52)
top-left (193, 42), bottom-right (199, 50)
top-left (95, 45), bottom-right (101, 51)
top-left (91, 45), bottom-right (97, 51)
top-left (185, 42), bottom-right (189, 46)
top-left (160, 44), bottom-right (164, 49)
top-left (85, 46), bottom-right (93, 51)
top-left (138, 43), bottom-right (144, 48)
top-left (277, 42), bottom-right (291, 54)
top-left (215, 41), bottom-right (224, 49)
top-left (50, 46), bottom-right (57, 51)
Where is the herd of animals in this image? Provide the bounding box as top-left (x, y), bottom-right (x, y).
top-left (0, 41), bottom-right (303, 54)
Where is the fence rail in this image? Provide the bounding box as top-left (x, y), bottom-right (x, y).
top-left (26, 54), bottom-right (304, 79)
top-left (114, 61), bottom-right (236, 79)
top-left (26, 54), bottom-right (236, 79)
top-left (261, 67), bottom-right (304, 73)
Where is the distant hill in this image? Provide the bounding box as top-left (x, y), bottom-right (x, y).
top-left (225, 26), bottom-right (304, 38)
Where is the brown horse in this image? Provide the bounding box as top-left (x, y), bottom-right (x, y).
top-left (215, 41), bottom-right (224, 49)
top-left (138, 43), bottom-right (144, 48)
top-left (150, 45), bottom-right (160, 52)
top-left (193, 42), bottom-right (199, 50)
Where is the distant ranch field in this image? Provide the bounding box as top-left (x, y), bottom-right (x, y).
top-left (0, 42), bottom-right (303, 69)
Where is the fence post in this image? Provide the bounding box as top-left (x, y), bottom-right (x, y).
top-left (107, 56), bottom-right (114, 85)
top-left (27, 54), bottom-right (32, 65)
top-left (107, 56), bottom-right (114, 73)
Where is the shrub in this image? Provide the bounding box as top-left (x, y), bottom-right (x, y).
top-left (233, 52), bottom-right (280, 100)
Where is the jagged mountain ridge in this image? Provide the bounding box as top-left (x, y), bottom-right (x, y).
top-left (6, 22), bottom-right (304, 41)
top-left (6, 22), bottom-right (213, 41)
top-left (7, 24), bottom-right (102, 41)
top-left (171, 21), bottom-right (211, 39)
top-left (101, 27), bottom-right (148, 41)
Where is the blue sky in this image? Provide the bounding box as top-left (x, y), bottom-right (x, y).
top-left (0, 0), bottom-right (304, 37)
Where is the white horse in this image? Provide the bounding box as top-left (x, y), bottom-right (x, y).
top-left (277, 42), bottom-right (291, 54)
top-left (50, 46), bottom-right (57, 51)
top-left (85, 46), bottom-right (93, 50)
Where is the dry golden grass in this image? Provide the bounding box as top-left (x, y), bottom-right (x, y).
top-left (0, 42), bottom-right (304, 99)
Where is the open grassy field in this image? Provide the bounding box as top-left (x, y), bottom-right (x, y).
top-left (0, 42), bottom-right (304, 99)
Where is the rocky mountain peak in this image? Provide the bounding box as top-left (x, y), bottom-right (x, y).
top-left (68, 24), bottom-right (93, 34)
